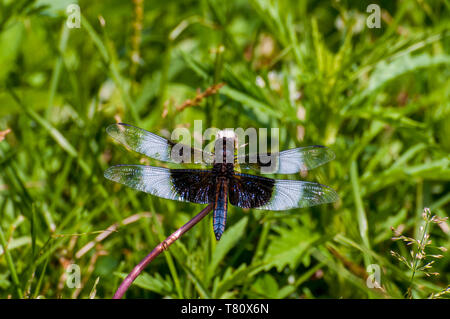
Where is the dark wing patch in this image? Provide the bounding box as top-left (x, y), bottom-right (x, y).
top-left (229, 173), bottom-right (338, 210)
top-left (104, 165), bottom-right (215, 204)
top-left (170, 169), bottom-right (216, 203)
top-left (229, 173), bottom-right (275, 208)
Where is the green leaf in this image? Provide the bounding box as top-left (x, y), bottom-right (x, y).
top-left (262, 222), bottom-right (320, 272)
top-left (0, 22), bottom-right (24, 83)
top-left (116, 272), bottom-right (173, 296)
top-left (181, 262), bottom-right (211, 298)
top-left (221, 86), bottom-right (282, 119)
top-left (251, 273), bottom-right (279, 298)
top-left (207, 217), bottom-right (248, 282)
top-left (0, 272), bottom-right (11, 290)
top-left (0, 236), bottom-right (31, 255)
top-left (213, 262), bottom-right (264, 298)
top-left (35, 0), bottom-right (79, 15)
top-left (367, 53), bottom-right (450, 93)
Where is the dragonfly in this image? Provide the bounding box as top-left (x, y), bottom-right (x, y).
top-left (104, 123), bottom-right (339, 240)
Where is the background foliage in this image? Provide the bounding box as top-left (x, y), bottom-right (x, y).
top-left (0, 0), bottom-right (449, 299)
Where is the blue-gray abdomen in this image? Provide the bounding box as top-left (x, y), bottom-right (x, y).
top-left (213, 179), bottom-right (228, 240)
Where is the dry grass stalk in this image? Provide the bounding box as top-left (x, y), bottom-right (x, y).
top-left (176, 82), bottom-right (225, 112)
top-left (390, 208), bottom-right (448, 298)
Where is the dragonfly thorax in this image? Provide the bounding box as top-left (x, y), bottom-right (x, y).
top-left (214, 136), bottom-right (236, 164)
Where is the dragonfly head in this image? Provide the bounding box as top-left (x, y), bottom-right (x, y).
top-left (217, 129), bottom-right (236, 140)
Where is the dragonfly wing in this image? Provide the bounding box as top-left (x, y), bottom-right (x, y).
top-left (229, 173), bottom-right (275, 209)
top-left (236, 146), bottom-right (335, 174)
top-left (229, 173), bottom-right (338, 210)
top-left (106, 123), bottom-right (214, 164)
top-left (104, 165), bottom-right (215, 204)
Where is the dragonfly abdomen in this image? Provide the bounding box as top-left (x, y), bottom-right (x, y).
top-left (213, 178), bottom-right (228, 240)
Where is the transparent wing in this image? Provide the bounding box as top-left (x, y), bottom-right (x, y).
top-left (229, 173), bottom-right (338, 210)
top-left (256, 179), bottom-right (339, 210)
top-left (106, 123), bottom-right (214, 164)
top-left (104, 165), bottom-right (215, 204)
top-left (236, 146), bottom-right (335, 174)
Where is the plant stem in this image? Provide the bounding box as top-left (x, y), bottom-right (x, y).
top-left (209, 44), bottom-right (225, 126)
top-left (407, 216), bottom-right (430, 297)
top-left (0, 224), bottom-right (23, 298)
top-left (350, 161), bottom-right (371, 267)
top-left (157, 41), bottom-right (172, 113)
top-left (113, 203), bottom-right (214, 299)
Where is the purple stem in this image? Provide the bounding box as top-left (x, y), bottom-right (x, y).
top-left (113, 203), bottom-right (214, 299)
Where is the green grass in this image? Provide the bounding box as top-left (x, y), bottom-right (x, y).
top-left (0, 0), bottom-right (449, 299)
